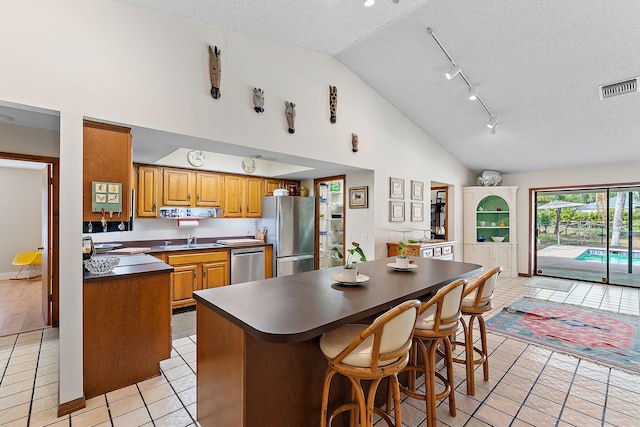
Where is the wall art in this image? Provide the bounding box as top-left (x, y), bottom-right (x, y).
top-left (389, 201), bottom-right (405, 222)
top-left (208, 45), bottom-right (221, 99)
top-left (389, 177), bottom-right (404, 199)
top-left (349, 186), bottom-right (368, 209)
top-left (329, 85), bottom-right (337, 123)
top-left (253, 88), bottom-right (264, 113)
top-left (285, 101), bottom-right (296, 134)
top-left (351, 133), bottom-right (359, 152)
top-left (411, 180), bottom-right (424, 201)
top-left (411, 202), bottom-right (424, 222)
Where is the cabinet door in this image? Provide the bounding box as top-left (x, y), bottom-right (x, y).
top-left (196, 172), bottom-right (223, 207)
top-left (172, 264), bottom-right (197, 302)
top-left (264, 179), bottom-right (283, 196)
top-left (202, 261), bottom-right (229, 289)
top-left (137, 166), bottom-right (158, 217)
top-left (476, 245), bottom-right (495, 270)
top-left (163, 168), bottom-right (193, 206)
top-left (494, 244), bottom-right (513, 275)
top-left (244, 177), bottom-right (264, 218)
top-left (223, 175), bottom-right (243, 217)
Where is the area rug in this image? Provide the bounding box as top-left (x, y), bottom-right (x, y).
top-left (486, 298), bottom-right (640, 374)
top-left (526, 278), bottom-right (576, 292)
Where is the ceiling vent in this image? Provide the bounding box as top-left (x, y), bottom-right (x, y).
top-left (599, 78), bottom-right (638, 100)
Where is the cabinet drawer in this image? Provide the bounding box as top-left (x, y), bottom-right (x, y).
top-left (167, 251), bottom-right (229, 265)
top-left (442, 245), bottom-right (452, 255)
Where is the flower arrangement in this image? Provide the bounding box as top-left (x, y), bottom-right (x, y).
top-left (332, 242), bottom-right (367, 269)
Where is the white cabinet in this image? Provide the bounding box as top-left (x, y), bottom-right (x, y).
top-left (463, 186), bottom-right (518, 277)
top-left (318, 181), bottom-right (344, 269)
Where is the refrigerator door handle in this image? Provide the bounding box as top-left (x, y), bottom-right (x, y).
top-left (279, 254), bottom-right (314, 261)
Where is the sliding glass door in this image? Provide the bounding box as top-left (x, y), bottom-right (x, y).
top-left (534, 186), bottom-right (640, 287)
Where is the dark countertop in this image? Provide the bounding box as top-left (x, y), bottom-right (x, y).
top-left (193, 257), bottom-right (482, 344)
top-left (84, 254), bottom-right (174, 282)
top-left (93, 236), bottom-right (271, 254)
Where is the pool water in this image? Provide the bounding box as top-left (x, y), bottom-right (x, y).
top-left (576, 249), bottom-right (640, 266)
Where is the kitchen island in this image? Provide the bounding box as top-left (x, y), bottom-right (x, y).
top-left (83, 254), bottom-right (173, 399)
top-left (194, 256), bottom-right (482, 426)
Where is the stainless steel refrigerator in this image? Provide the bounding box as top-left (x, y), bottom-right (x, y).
top-left (262, 196), bottom-right (315, 277)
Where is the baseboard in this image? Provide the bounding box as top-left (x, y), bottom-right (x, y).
top-left (58, 396), bottom-right (85, 417)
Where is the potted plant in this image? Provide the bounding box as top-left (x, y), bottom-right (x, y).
top-left (332, 242), bottom-right (367, 282)
top-left (396, 240), bottom-right (416, 268)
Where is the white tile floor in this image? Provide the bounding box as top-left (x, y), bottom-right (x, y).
top-left (1, 275), bottom-right (639, 426)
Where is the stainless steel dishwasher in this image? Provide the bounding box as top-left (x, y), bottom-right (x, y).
top-left (230, 247), bottom-right (266, 284)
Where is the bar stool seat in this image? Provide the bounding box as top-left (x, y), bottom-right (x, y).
top-left (319, 299), bottom-right (421, 427)
top-left (399, 279), bottom-right (467, 427)
top-left (451, 266), bottom-right (502, 395)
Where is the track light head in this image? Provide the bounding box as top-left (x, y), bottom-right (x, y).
top-left (445, 64), bottom-right (461, 80)
top-left (468, 86), bottom-right (478, 101)
top-left (364, 0), bottom-right (375, 6)
top-left (487, 116), bottom-right (499, 129)
top-left (490, 123), bottom-right (497, 134)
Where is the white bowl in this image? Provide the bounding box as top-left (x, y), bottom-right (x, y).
top-left (84, 256), bottom-right (120, 274)
top-left (491, 236), bottom-right (505, 242)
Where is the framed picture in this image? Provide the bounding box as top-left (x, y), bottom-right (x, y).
top-left (389, 177), bottom-right (404, 199)
top-left (411, 180), bottom-right (424, 201)
top-left (348, 186), bottom-right (368, 209)
top-left (389, 201), bottom-right (405, 222)
top-left (411, 202), bottom-right (424, 222)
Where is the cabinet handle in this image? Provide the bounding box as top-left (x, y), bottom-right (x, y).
top-left (197, 193), bottom-right (200, 202)
top-left (152, 202), bottom-right (156, 211)
top-left (203, 269), bottom-right (207, 279)
top-left (193, 270), bottom-right (196, 280)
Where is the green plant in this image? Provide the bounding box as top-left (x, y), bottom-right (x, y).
top-left (332, 242), bottom-right (367, 268)
top-left (397, 240), bottom-right (417, 257)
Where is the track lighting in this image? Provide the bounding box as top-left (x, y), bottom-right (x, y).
top-left (364, 0), bottom-right (375, 7)
top-left (445, 64), bottom-right (461, 80)
top-left (487, 116), bottom-right (498, 129)
top-left (468, 86), bottom-right (478, 101)
top-left (427, 27), bottom-right (499, 134)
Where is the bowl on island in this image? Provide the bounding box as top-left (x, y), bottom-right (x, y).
top-left (491, 236), bottom-right (505, 242)
top-left (84, 256), bottom-right (120, 274)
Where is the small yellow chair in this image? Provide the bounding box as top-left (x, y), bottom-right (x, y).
top-left (11, 251), bottom-right (42, 280)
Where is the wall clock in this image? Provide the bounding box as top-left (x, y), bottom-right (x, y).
top-left (187, 150), bottom-right (206, 167)
top-left (242, 157), bottom-right (256, 173)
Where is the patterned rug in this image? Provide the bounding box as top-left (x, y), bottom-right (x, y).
top-left (486, 298), bottom-right (640, 374)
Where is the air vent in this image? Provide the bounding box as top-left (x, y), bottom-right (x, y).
top-left (599, 78), bottom-right (638, 99)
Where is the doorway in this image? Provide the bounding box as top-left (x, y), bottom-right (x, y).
top-left (0, 154), bottom-right (58, 336)
top-left (534, 186), bottom-right (640, 287)
top-left (314, 175), bottom-right (345, 269)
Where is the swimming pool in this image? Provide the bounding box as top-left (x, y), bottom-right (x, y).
top-left (575, 249), bottom-right (640, 266)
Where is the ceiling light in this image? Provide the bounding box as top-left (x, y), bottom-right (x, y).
top-left (468, 86), bottom-right (478, 101)
top-left (487, 116), bottom-right (499, 129)
top-left (445, 64), bottom-right (461, 80)
top-left (490, 123), bottom-right (497, 134)
top-left (364, 0), bottom-right (375, 7)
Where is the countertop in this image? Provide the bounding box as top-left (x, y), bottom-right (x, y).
top-left (93, 237), bottom-right (271, 255)
top-left (193, 256), bottom-right (481, 344)
top-left (83, 254), bottom-right (173, 281)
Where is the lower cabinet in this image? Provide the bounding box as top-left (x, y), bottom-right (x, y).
top-left (160, 251), bottom-right (230, 309)
top-left (463, 243), bottom-right (516, 277)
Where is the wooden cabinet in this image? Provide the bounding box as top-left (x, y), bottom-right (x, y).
top-left (162, 251), bottom-right (230, 309)
top-left (83, 120), bottom-right (132, 221)
top-left (387, 243), bottom-right (421, 257)
top-left (163, 168), bottom-right (194, 206)
top-left (196, 172), bottom-right (223, 207)
top-left (463, 186), bottom-right (518, 277)
top-left (387, 241), bottom-right (456, 260)
top-left (137, 165), bottom-right (159, 217)
top-left (265, 178), bottom-right (284, 196)
top-left (223, 175), bottom-right (263, 218)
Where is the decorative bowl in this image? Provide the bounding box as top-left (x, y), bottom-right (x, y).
top-left (491, 236), bottom-right (505, 242)
top-left (477, 236), bottom-right (486, 242)
top-left (84, 256), bottom-right (120, 274)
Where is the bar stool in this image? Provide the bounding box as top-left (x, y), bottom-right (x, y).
top-left (451, 266), bottom-right (502, 395)
top-left (319, 299), bottom-right (421, 427)
top-left (399, 279), bottom-right (467, 427)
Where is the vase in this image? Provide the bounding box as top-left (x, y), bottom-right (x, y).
top-left (342, 267), bottom-right (358, 282)
top-left (395, 256), bottom-right (410, 269)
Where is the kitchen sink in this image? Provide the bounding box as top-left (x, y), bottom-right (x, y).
top-left (162, 243), bottom-right (226, 250)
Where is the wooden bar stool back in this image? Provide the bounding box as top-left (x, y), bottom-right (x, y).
top-left (451, 266), bottom-right (502, 395)
top-left (399, 278), bottom-right (467, 427)
top-left (319, 299), bottom-right (421, 427)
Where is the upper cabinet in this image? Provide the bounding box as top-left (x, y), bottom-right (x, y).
top-left (137, 165), bottom-right (159, 217)
top-left (463, 186), bottom-right (518, 277)
top-left (223, 175), bottom-right (263, 218)
top-left (83, 120), bottom-right (132, 221)
top-left (163, 168), bottom-right (194, 206)
top-left (196, 172), bottom-right (223, 207)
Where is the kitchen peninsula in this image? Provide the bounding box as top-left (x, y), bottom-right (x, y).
top-left (194, 256), bottom-right (481, 426)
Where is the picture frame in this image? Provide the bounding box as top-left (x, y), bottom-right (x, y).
top-left (389, 201), bottom-right (405, 222)
top-left (411, 202), bottom-right (424, 222)
top-left (411, 180), bottom-right (424, 201)
top-left (389, 177), bottom-right (405, 199)
top-left (348, 186), bottom-right (368, 209)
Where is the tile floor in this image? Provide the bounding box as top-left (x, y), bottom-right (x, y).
top-left (1, 275), bottom-right (639, 426)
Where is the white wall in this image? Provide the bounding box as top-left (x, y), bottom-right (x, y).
top-left (502, 161), bottom-right (640, 275)
top-left (0, 167), bottom-right (43, 278)
top-left (0, 0), bottom-right (474, 407)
